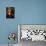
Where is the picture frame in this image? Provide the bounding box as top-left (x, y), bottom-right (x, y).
top-left (6, 7), bottom-right (15, 19)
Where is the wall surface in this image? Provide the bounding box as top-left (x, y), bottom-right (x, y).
top-left (0, 0), bottom-right (46, 45)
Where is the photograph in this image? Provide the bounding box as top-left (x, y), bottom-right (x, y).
top-left (6, 7), bottom-right (15, 18)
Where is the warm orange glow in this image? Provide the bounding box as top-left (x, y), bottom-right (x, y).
top-left (7, 8), bottom-right (12, 16)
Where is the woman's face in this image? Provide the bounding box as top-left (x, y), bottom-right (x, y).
top-left (7, 9), bottom-right (12, 16)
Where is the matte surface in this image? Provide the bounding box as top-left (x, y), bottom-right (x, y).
top-left (0, 0), bottom-right (46, 44)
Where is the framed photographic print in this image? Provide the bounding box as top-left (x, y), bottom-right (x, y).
top-left (6, 7), bottom-right (15, 19)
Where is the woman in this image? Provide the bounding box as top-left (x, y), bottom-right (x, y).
top-left (6, 7), bottom-right (15, 18)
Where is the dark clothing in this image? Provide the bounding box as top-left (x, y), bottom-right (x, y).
top-left (6, 15), bottom-right (14, 18)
